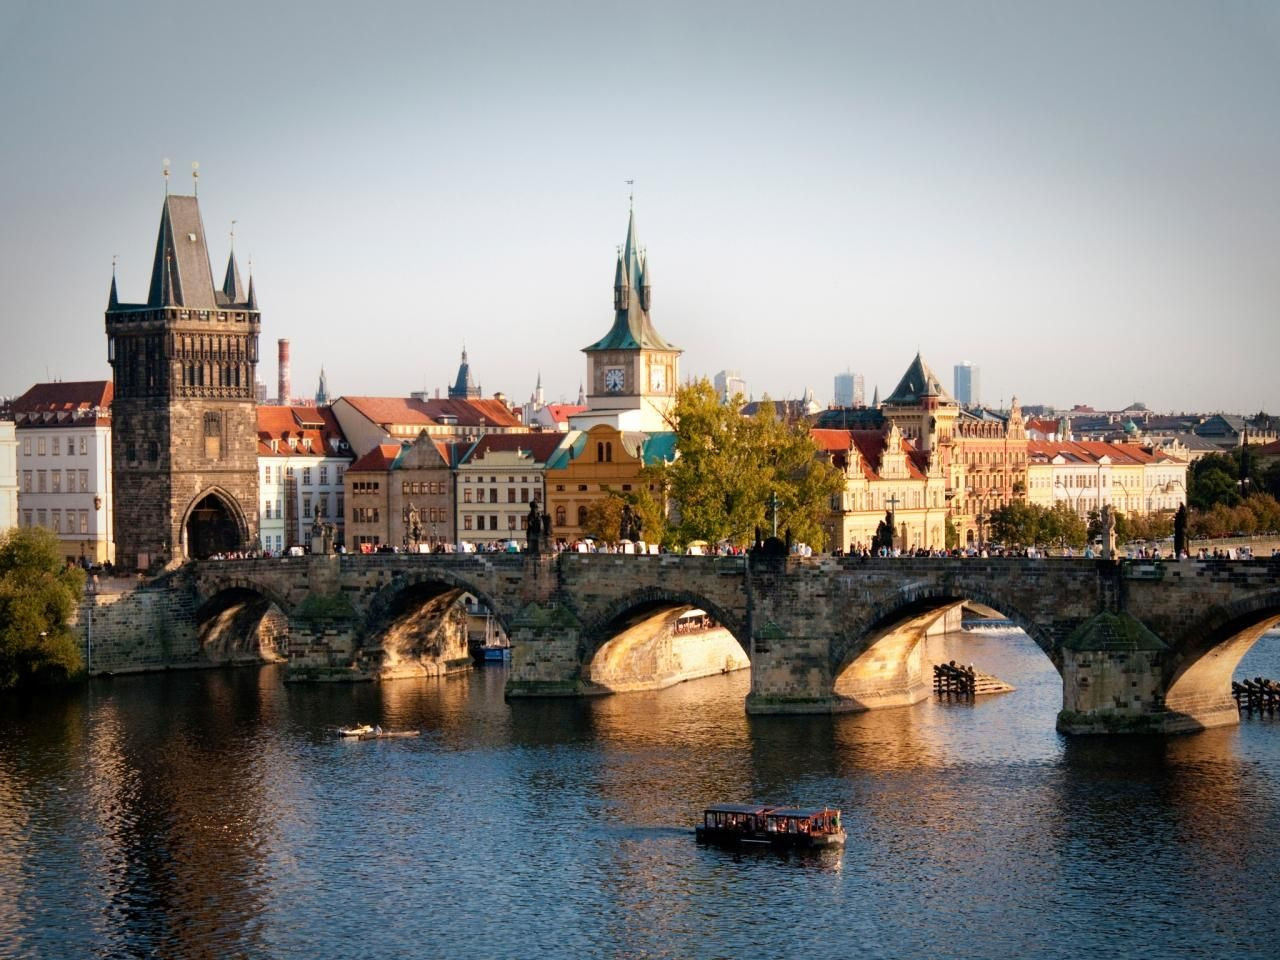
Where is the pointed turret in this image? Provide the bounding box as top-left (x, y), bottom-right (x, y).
top-left (449, 347), bottom-right (480, 400)
top-left (639, 252), bottom-right (652, 312)
top-left (613, 253), bottom-right (629, 310)
top-left (145, 195), bottom-right (217, 309)
top-left (222, 250), bottom-right (244, 302)
top-left (316, 366), bottom-right (329, 406)
top-left (584, 202), bottom-right (677, 353)
top-left (108, 272), bottom-right (119, 309)
top-left (577, 382), bottom-right (586, 406)
top-left (246, 273), bottom-right (258, 311)
top-left (872, 386), bottom-right (880, 408)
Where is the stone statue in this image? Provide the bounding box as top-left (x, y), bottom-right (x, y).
top-left (1101, 504), bottom-right (1116, 559)
top-left (528, 500), bottom-right (542, 553)
top-left (1174, 504), bottom-right (1188, 558)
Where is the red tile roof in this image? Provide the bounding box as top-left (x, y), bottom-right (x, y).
top-left (811, 427), bottom-right (926, 480)
top-left (340, 395), bottom-right (524, 431)
top-left (542, 404), bottom-right (587, 423)
top-left (256, 405), bottom-right (351, 458)
top-left (349, 443), bottom-right (403, 472)
top-left (460, 432), bottom-right (567, 465)
top-left (12, 380), bottom-right (113, 427)
top-left (1027, 440), bottom-right (1157, 465)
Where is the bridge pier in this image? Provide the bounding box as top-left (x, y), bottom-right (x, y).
top-left (504, 602), bottom-right (597, 698)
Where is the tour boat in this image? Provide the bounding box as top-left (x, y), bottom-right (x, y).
top-left (337, 724), bottom-right (374, 737)
top-left (695, 803), bottom-right (845, 849)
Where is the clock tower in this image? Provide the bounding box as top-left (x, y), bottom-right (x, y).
top-left (573, 199), bottom-right (681, 433)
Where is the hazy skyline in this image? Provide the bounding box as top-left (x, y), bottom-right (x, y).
top-left (1, 0), bottom-right (1277, 414)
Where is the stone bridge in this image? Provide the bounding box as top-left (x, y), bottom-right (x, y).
top-left (182, 553), bottom-right (1280, 735)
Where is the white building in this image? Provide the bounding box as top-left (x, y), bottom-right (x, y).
top-left (256, 406), bottom-right (353, 553)
top-left (833, 370), bottom-right (865, 408)
top-left (714, 369), bottom-right (748, 404)
top-left (13, 381), bottom-right (114, 564)
top-left (0, 420), bottom-right (18, 533)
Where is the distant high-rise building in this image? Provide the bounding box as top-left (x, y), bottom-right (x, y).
top-left (714, 369), bottom-right (747, 404)
top-left (954, 362), bottom-right (980, 407)
top-left (833, 370), bottom-right (865, 408)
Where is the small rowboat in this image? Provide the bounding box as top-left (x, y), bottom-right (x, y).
top-left (337, 724), bottom-right (374, 737)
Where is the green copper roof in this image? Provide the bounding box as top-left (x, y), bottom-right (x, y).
top-left (584, 205), bottom-right (679, 353)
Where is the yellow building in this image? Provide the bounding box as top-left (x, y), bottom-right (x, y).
top-left (544, 424), bottom-right (675, 545)
top-left (1025, 441), bottom-right (1188, 518)
top-left (814, 424), bottom-right (949, 553)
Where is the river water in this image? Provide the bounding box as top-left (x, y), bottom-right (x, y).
top-left (3, 628), bottom-right (1280, 960)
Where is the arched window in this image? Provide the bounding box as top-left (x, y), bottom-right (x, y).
top-left (555, 506), bottom-right (566, 527)
top-left (577, 505), bottom-right (587, 527)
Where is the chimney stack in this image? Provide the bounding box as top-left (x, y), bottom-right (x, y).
top-left (277, 338), bottom-right (291, 405)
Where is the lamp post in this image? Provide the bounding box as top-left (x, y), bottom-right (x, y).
top-left (92, 495), bottom-right (102, 566)
top-left (1055, 478), bottom-right (1081, 518)
top-left (85, 574), bottom-right (95, 675)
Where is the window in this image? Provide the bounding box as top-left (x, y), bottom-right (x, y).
top-left (578, 484), bottom-right (587, 492)
top-left (336, 494), bottom-right (344, 517)
top-left (464, 489), bottom-right (472, 503)
top-left (23, 438), bottom-right (30, 456)
top-left (490, 515), bottom-right (498, 530)
top-left (556, 484), bottom-right (565, 492)
top-left (67, 469), bottom-right (76, 491)
top-left (335, 467), bottom-right (344, 485)
top-left (464, 516), bottom-right (473, 530)
top-left (264, 465), bottom-right (272, 482)
top-left (51, 510), bottom-right (60, 533)
top-left (508, 515), bottom-right (517, 530)
top-left (507, 489), bottom-right (516, 503)
top-left (79, 436), bottom-right (87, 455)
top-left (521, 488), bottom-right (529, 503)
top-left (320, 465), bottom-right (329, 485)
top-left (37, 470), bottom-right (46, 492)
top-left (576, 506), bottom-right (587, 527)
top-left (476, 488), bottom-right (485, 503)
top-left (477, 516), bottom-right (486, 530)
top-left (52, 437), bottom-right (59, 456)
top-left (303, 496), bottom-right (312, 518)
top-left (22, 471), bottom-right (31, 492)
top-left (490, 488), bottom-right (497, 503)
top-left (303, 468), bottom-right (313, 487)
top-left (265, 501), bottom-right (273, 519)
top-left (555, 506), bottom-right (566, 526)
top-left (22, 509), bottom-right (32, 527)
top-left (38, 437), bottom-right (45, 455)
top-left (37, 509), bottom-right (46, 527)
top-left (79, 511), bottom-right (88, 534)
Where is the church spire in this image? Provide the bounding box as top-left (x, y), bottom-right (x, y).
top-left (246, 272), bottom-right (258, 310)
top-left (222, 250), bottom-right (244, 302)
top-left (584, 199), bottom-right (678, 354)
top-left (108, 258), bottom-right (119, 309)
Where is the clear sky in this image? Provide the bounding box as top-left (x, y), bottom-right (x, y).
top-left (1, 0), bottom-right (1277, 414)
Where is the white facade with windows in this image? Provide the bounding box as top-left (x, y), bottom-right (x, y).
top-left (256, 406), bottom-right (352, 553)
top-left (0, 421), bottom-right (18, 533)
top-left (15, 421), bottom-right (113, 563)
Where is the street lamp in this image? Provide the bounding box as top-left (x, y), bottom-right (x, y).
top-left (1054, 478), bottom-right (1081, 517)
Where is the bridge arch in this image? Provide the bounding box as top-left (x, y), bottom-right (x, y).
top-left (363, 568), bottom-right (516, 642)
top-left (193, 579), bottom-right (292, 663)
top-left (181, 486), bottom-right (251, 559)
top-left (575, 586), bottom-right (751, 693)
top-left (1162, 587), bottom-right (1280, 725)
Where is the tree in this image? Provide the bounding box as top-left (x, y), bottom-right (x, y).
top-left (0, 527), bottom-right (85, 689)
top-left (660, 380), bottom-right (844, 549)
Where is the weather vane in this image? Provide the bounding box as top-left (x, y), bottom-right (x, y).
top-left (163, 157), bottom-right (170, 194)
top-left (192, 161), bottom-right (199, 196)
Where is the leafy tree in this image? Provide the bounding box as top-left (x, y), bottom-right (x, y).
top-left (580, 495), bottom-right (624, 543)
top-left (0, 527), bottom-right (85, 689)
top-left (660, 379), bottom-right (844, 549)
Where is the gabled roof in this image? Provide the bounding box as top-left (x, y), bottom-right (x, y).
top-left (584, 205), bottom-right (679, 354)
top-left (417, 397), bottom-right (522, 429)
top-left (341, 396), bottom-right (436, 429)
top-left (810, 427), bottom-right (926, 481)
top-left (349, 443), bottom-right (403, 472)
top-left (882, 353), bottom-right (954, 406)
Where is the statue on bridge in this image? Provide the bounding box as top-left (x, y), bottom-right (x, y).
top-left (619, 503), bottom-right (641, 543)
top-left (873, 510), bottom-right (896, 556)
top-left (527, 500), bottom-right (543, 554)
top-left (1174, 504), bottom-right (1188, 558)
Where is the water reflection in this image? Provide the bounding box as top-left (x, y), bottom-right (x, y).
top-left (0, 630), bottom-right (1276, 959)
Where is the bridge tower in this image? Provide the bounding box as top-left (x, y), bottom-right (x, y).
top-left (106, 191), bottom-right (261, 568)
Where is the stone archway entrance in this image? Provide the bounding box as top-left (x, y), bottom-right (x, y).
top-left (186, 492), bottom-right (244, 559)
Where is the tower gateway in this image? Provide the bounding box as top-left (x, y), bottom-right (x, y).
top-left (106, 193), bottom-right (261, 567)
top-left (571, 201), bottom-right (681, 433)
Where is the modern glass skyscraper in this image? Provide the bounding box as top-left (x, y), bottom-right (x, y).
top-left (833, 370), bottom-right (865, 407)
top-left (954, 362), bottom-right (980, 407)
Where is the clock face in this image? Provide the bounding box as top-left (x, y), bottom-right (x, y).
top-left (649, 364), bottom-right (665, 392)
top-left (604, 367), bottom-right (625, 392)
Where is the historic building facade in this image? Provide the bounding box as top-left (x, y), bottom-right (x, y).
top-left (454, 433), bottom-right (567, 548)
top-left (12, 381), bottom-right (114, 563)
top-left (106, 193), bottom-right (261, 566)
top-left (814, 425), bottom-right (948, 553)
top-left (571, 202), bottom-right (681, 433)
top-left (256, 406), bottom-right (353, 554)
top-left (1025, 441), bottom-right (1188, 519)
top-left (343, 434), bottom-right (456, 551)
top-left (0, 420), bottom-right (16, 534)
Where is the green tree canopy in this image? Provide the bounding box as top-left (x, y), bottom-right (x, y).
top-left (0, 527), bottom-right (85, 689)
top-left (660, 380), bottom-right (845, 549)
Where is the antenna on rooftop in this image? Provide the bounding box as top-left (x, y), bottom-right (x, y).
top-left (163, 157), bottom-right (171, 195)
top-left (192, 161), bottom-right (199, 196)
top-left (625, 178), bottom-right (634, 206)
